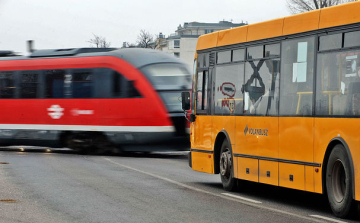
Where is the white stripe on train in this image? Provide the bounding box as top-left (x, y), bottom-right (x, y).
top-left (0, 124), bottom-right (175, 133)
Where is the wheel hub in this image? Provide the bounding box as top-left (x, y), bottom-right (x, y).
top-left (220, 149), bottom-right (231, 177)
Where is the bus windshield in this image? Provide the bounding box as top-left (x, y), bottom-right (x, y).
top-left (141, 63), bottom-right (191, 90)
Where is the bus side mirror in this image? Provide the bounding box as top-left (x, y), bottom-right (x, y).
top-left (181, 92), bottom-right (190, 111)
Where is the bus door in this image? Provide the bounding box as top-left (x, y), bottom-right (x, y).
top-left (192, 68), bottom-right (213, 173)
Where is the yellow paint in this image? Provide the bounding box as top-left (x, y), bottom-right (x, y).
top-left (235, 116), bottom-right (278, 158)
top-left (305, 166), bottom-right (315, 192)
top-left (283, 10), bottom-right (320, 36)
top-left (279, 163), bottom-right (305, 191)
top-left (191, 151), bottom-right (214, 174)
top-left (319, 1), bottom-right (360, 29)
top-left (217, 26), bottom-right (248, 47)
top-left (247, 18), bottom-right (284, 42)
top-left (192, 116), bottom-right (212, 151)
top-left (196, 33), bottom-right (219, 51)
top-left (238, 157), bottom-right (259, 182)
top-left (259, 160), bottom-right (279, 186)
top-left (279, 117), bottom-right (314, 162)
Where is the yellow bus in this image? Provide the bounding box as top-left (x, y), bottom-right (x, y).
top-left (182, 1), bottom-right (360, 218)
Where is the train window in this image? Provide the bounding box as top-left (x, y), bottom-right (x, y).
top-left (20, 71), bottom-right (39, 99)
top-left (344, 31), bottom-right (360, 48)
top-left (319, 33), bottom-right (342, 51)
top-left (45, 70), bottom-right (66, 98)
top-left (72, 70), bottom-right (93, 98)
top-left (0, 71), bottom-right (15, 98)
top-left (127, 80), bottom-right (141, 98)
top-left (113, 72), bottom-right (124, 97)
top-left (247, 46), bottom-right (264, 60)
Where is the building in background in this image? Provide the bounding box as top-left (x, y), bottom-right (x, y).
top-left (157, 20), bottom-right (247, 69)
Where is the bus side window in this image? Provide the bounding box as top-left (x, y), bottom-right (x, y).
top-left (316, 49), bottom-right (360, 116)
top-left (214, 64), bottom-right (244, 115)
top-left (0, 71), bottom-right (16, 98)
top-left (279, 36), bottom-right (315, 116)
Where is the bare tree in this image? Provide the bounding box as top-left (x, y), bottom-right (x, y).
top-left (286, 0), bottom-right (358, 14)
top-left (88, 34), bottom-right (111, 48)
top-left (137, 30), bottom-right (158, 49)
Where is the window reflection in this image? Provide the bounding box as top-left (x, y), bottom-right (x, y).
top-left (243, 59), bottom-right (280, 116)
top-left (214, 64), bottom-right (244, 115)
top-left (316, 49), bottom-right (360, 116)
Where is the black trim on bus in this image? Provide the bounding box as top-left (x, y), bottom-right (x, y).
top-left (191, 148), bottom-right (214, 154)
top-left (233, 153), bottom-right (321, 167)
top-left (197, 22), bottom-right (360, 55)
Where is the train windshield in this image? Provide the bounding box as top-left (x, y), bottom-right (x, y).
top-left (141, 63), bottom-right (191, 90)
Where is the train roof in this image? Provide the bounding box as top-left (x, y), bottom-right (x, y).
top-left (0, 48), bottom-right (185, 69)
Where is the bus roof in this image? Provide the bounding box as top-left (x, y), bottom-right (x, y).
top-left (0, 48), bottom-right (185, 69)
top-left (197, 1), bottom-right (360, 51)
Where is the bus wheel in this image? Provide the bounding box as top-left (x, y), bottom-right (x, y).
top-left (219, 140), bottom-right (236, 191)
top-left (326, 144), bottom-right (354, 218)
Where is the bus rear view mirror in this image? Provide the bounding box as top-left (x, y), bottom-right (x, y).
top-left (181, 92), bottom-right (190, 111)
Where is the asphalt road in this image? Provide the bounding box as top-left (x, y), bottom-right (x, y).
top-left (0, 147), bottom-right (358, 223)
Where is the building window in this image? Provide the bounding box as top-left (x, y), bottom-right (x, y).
top-left (174, 52), bottom-right (180, 58)
top-left (205, 29), bottom-right (214, 34)
top-left (174, 40), bottom-right (180, 48)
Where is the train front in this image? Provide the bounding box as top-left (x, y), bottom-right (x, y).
top-left (140, 62), bottom-right (192, 142)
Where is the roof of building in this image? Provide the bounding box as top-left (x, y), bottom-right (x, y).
top-left (177, 20), bottom-right (247, 31)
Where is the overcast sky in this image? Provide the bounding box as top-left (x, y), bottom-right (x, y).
top-left (0, 0), bottom-right (289, 55)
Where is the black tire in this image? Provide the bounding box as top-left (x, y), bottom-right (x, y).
top-left (219, 140), bottom-right (237, 191)
top-left (326, 144), bottom-right (354, 218)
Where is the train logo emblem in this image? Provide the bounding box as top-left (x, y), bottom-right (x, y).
top-left (47, 105), bottom-right (64, 119)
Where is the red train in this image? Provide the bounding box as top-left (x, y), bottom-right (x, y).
top-left (0, 48), bottom-right (191, 152)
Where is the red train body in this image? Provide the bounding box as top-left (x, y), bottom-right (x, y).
top-left (0, 48), bottom-right (191, 152)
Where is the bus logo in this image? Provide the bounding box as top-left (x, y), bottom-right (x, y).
top-left (244, 125), bottom-right (268, 137)
top-left (47, 105), bottom-right (64, 119)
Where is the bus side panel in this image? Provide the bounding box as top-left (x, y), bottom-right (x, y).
top-left (212, 116), bottom-right (235, 146)
top-left (238, 157), bottom-right (259, 182)
top-left (279, 117), bottom-right (314, 162)
top-left (259, 160), bottom-right (279, 186)
top-left (279, 163), bottom-right (305, 190)
top-left (191, 151), bottom-right (214, 174)
top-left (235, 116), bottom-right (278, 157)
top-left (193, 116), bottom-right (212, 151)
top-left (314, 118), bottom-right (360, 201)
